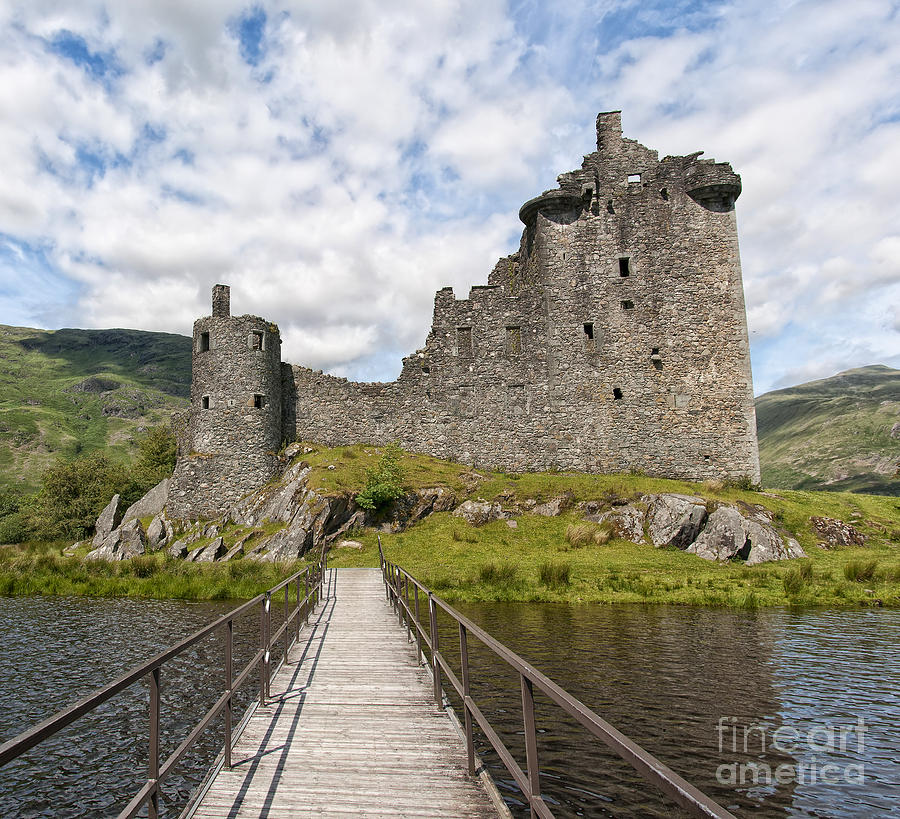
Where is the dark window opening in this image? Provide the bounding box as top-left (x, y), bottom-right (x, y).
top-left (613, 388), bottom-right (623, 400)
top-left (703, 454), bottom-right (711, 463)
top-left (425, 389), bottom-right (431, 400)
top-left (253, 394), bottom-right (265, 409)
top-left (250, 330), bottom-right (263, 350)
top-left (456, 327), bottom-right (473, 356)
top-left (619, 257), bottom-right (630, 277)
top-left (201, 396), bottom-right (210, 410)
top-left (506, 326), bottom-right (522, 355)
top-left (621, 300), bottom-right (634, 310)
top-left (583, 322), bottom-right (594, 340)
top-left (607, 199), bottom-right (615, 214)
top-left (199, 332), bottom-right (210, 352)
top-left (660, 187), bottom-right (669, 201)
top-left (422, 366), bottom-right (430, 375)
top-left (651, 346), bottom-right (662, 370)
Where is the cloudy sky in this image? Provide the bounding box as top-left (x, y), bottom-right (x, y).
top-left (0, 0), bottom-right (898, 395)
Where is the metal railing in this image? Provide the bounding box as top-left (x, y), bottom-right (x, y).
top-left (377, 538), bottom-right (736, 819)
top-left (0, 546), bottom-right (327, 819)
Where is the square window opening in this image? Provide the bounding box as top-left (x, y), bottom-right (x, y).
top-left (621, 300), bottom-right (634, 310)
top-left (201, 395), bottom-right (210, 410)
top-left (199, 332), bottom-right (210, 352)
top-left (628, 173), bottom-right (641, 184)
top-left (583, 322), bottom-right (594, 340)
top-left (619, 258), bottom-right (630, 277)
top-left (250, 330), bottom-right (264, 351)
top-left (253, 394), bottom-right (265, 409)
top-left (613, 388), bottom-right (623, 400)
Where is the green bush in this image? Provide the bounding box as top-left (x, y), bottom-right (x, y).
top-left (782, 568), bottom-right (807, 595)
top-left (0, 513), bottom-right (31, 545)
top-left (134, 426), bottom-right (177, 492)
top-left (355, 443), bottom-right (406, 511)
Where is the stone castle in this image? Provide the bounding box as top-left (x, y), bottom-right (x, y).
top-left (168, 112), bottom-right (759, 520)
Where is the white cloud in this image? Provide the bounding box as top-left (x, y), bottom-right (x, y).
top-left (0, 0), bottom-right (897, 395)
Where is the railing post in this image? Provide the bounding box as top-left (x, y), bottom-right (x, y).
top-left (429, 592), bottom-right (442, 705)
top-left (284, 585), bottom-right (290, 661)
top-left (520, 674), bottom-right (541, 817)
top-left (396, 568), bottom-right (404, 627)
top-left (225, 619), bottom-right (233, 769)
top-left (259, 595), bottom-right (268, 706)
top-left (414, 585), bottom-right (422, 665)
top-left (459, 623), bottom-right (475, 776)
top-left (148, 667), bottom-right (160, 819)
top-left (296, 575), bottom-right (302, 643)
top-left (265, 591), bottom-right (272, 699)
top-left (404, 575), bottom-right (412, 643)
top-left (304, 570), bottom-right (310, 625)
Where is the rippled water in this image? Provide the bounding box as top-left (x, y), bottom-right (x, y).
top-left (0, 595), bottom-right (291, 818)
top-left (1, 597), bottom-right (897, 818)
top-left (444, 604), bottom-right (900, 818)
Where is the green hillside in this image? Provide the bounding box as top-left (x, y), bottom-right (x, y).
top-left (756, 365), bottom-right (900, 495)
top-left (0, 325), bottom-right (190, 492)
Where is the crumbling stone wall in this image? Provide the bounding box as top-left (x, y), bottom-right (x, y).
top-left (170, 112), bottom-right (760, 519)
top-left (291, 112), bottom-right (759, 481)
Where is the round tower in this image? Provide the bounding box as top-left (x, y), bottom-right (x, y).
top-left (168, 285), bottom-right (283, 518)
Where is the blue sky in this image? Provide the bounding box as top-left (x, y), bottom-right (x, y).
top-left (0, 0), bottom-right (898, 394)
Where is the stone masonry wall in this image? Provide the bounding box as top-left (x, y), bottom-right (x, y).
top-left (170, 112), bottom-right (760, 519)
top-left (168, 303), bottom-right (283, 519)
top-left (290, 112), bottom-right (759, 482)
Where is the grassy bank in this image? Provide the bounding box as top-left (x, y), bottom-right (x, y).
top-left (0, 541), bottom-right (305, 601)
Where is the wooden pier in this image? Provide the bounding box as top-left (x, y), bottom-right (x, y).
top-left (191, 568), bottom-right (503, 818)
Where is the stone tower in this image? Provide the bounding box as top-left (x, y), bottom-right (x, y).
top-left (167, 285), bottom-right (283, 519)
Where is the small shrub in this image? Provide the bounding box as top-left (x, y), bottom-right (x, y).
top-left (539, 560), bottom-right (571, 588)
top-left (844, 560), bottom-right (878, 583)
top-left (724, 475), bottom-right (760, 492)
top-left (451, 529), bottom-right (478, 544)
top-left (479, 562), bottom-right (518, 584)
top-left (797, 561), bottom-right (813, 582)
top-left (355, 443), bottom-right (406, 511)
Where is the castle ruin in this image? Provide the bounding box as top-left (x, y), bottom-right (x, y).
top-left (168, 112), bottom-right (759, 520)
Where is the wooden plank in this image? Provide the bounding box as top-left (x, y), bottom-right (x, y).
top-left (192, 569), bottom-right (501, 818)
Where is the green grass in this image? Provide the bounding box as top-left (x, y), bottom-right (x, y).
top-left (0, 540), bottom-right (308, 600)
top-left (756, 365), bottom-right (900, 495)
top-left (0, 325), bottom-right (190, 493)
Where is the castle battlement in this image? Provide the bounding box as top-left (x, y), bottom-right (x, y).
top-left (168, 114), bottom-right (759, 520)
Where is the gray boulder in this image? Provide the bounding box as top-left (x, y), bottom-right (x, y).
top-left (195, 537), bottom-right (226, 562)
top-left (452, 500), bottom-right (505, 527)
top-left (533, 493), bottom-right (575, 517)
top-left (85, 519), bottom-right (147, 561)
top-left (167, 539), bottom-right (188, 559)
top-left (646, 494), bottom-right (707, 549)
top-left (146, 515), bottom-right (173, 550)
top-left (93, 494), bottom-right (120, 547)
top-left (809, 516), bottom-right (866, 549)
top-left (599, 504), bottom-right (646, 543)
top-left (122, 478), bottom-right (170, 523)
top-left (687, 507), bottom-right (747, 561)
top-left (410, 487), bottom-right (457, 520)
top-left (688, 506), bottom-right (806, 564)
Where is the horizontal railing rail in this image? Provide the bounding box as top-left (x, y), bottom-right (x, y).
top-left (0, 544), bottom-right (327, 819)
top-left (377, 537), bottom-right (736, 819)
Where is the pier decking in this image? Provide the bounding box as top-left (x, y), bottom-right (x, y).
top-left (192, 568), bottom-right (501, 818)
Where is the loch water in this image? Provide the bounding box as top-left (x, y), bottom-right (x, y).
top-left (0, 596), bottom-right (897, 818)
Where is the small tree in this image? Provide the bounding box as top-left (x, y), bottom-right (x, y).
top-left (355, 443), bottom-right (406, 511)
top-left (134, 425), bottom-right (177, 491)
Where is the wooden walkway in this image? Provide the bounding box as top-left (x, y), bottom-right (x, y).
top-left (192, 568), bottom-right (502, 819)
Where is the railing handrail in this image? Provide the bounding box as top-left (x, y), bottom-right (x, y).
top-left (0, 543), bottom-right (328, 819)
top-left (378, 540), bottom-right (736, 819)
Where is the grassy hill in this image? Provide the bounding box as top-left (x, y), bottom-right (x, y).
top-left (0, 325), bottom-right (190, 492)
top-left (756, 365), bottom-right (900, 495)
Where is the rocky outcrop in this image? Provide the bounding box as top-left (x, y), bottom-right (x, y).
top-left (123, 479), bottom-right (170, 523)
top-left (93, 494), bottom-right (120, 547)
top-left (810, 516), bottom-right (866, 549)
top-left (533, 493), bottom-right (575, 517)
top-left (195, 537), bottom-right (226, 562)
top-left (645, 494), bottom-right (707, 548)
top-left (452, 500), bottom-right (506, 527)
top-left (686, 506), bottom-right (748, 561)
top-left (597, 504), bottom-right (646, 543)
top-left (86, 519), bottom-right (147, 561)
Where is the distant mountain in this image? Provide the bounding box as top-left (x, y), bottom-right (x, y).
top-left (755, 365), bottom-right (900, 495)
top-left (0, 325), bottom-right (191, 493)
